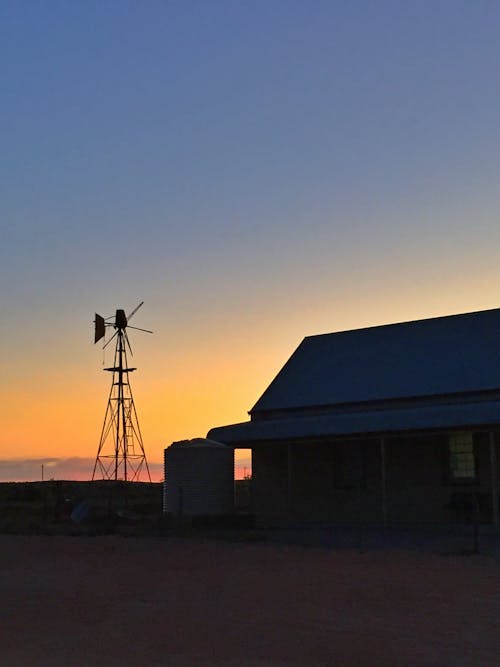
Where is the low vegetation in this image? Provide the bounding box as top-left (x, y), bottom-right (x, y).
top-left (0, 480), bottom-right (162, 536)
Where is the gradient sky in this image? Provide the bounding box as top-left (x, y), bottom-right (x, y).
top-left (2, 1), bottom-right (500, 481)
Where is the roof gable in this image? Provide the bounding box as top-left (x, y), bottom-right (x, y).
top-left (251, 308), bottom-right (500, 414)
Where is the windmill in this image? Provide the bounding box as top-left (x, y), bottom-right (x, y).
top-left (92, 302), bottom-right (152, 482)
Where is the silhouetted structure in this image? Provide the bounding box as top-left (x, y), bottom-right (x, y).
top-left (209, 309), bottom-right (500, 525)
top-left (92, 304), bottom-right (152, 482)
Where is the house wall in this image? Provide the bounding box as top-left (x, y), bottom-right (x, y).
top-left (251, 433), bottom-right (499, 524)
top-left (252, 444), bottom-right (290, 520)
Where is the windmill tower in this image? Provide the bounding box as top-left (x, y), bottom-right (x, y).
top-left (92, 302), bottom-right (152, 482)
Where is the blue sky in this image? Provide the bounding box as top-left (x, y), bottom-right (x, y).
top-left (2, 1), bottom-right (500, 479)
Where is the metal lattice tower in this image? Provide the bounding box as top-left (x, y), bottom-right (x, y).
top-left (92, 304), bottom-right (152, 482)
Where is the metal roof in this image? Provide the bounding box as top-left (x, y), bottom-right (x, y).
top-left (251, 308), bottom-right (500, 414)
top-left (208, 399), bottom-right (500, 445)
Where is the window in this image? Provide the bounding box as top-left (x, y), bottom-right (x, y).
top-left (448, 432), bottom-right (476, 480)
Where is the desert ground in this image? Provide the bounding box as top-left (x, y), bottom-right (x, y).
top-left (1, 535), bottom-right (499, 666)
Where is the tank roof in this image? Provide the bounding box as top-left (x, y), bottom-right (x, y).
top-left (168, 437), bottom-right (229, 449)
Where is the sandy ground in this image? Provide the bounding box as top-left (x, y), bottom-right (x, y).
top-left (0, 535), bottom-right (499, 666)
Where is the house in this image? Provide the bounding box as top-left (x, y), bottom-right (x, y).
top-left (208, 309), bottom-right (500, 525)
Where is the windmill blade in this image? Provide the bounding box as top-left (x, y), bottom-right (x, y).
top-left (94, 314), bottom-right (106, 343)
top-left (127, 325), bottom-right (153, 334)
top-left (103, 330), bottom-right (119, 350)
top-left (127, 301), bottom-right (144, 322)
top-left (124, 331), bottom-right (134, 357)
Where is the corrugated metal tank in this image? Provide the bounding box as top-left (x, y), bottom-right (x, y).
top-left (163, 438), bottom-right (234, 516)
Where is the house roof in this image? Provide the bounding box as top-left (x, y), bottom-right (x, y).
top-left (208, 398), bottom-right (500, 445)
top-left (250, 308), bottom-right (500, 414)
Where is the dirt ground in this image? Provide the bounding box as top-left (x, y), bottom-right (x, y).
top-left (0, 535), bottom-right (498, 666)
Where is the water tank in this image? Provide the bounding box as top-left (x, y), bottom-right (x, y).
top-left (163, 438), bottom-right (234, 516)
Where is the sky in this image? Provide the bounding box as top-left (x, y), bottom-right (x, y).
top-left (2, 1), bottom-right (500, 481)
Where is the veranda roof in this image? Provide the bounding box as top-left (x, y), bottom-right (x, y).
top-left (209, 399), bottom-right (500, 445)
